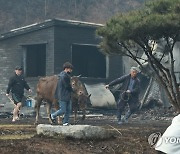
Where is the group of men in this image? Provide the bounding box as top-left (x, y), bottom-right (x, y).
top-left (6, 62), bottom-right (140, 125)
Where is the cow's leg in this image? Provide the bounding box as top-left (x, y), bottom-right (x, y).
top-left (46, 101), bottom-right (52, 124)
top-left (57, 116), bottom-right (63, 124)
top-left (74, 107), bottom-right (78, 124)
top-left (82, 108), bottom-right (86, 120)
top-left (34, 97), bottom-right (42, 125)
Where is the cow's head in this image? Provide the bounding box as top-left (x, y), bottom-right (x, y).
top-left (71, 75), bottom-right (87, 96)
top-left (78, 94), bottom-right (91, 108)
top-left (71, 75), bottom-right (92, 107)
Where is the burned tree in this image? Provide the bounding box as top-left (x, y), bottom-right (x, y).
top-left (97, 0), bottom-right (180, 111)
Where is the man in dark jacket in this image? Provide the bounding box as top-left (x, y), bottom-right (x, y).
top-left (6, 66), bottom-right (32, 122)
top-left (50, 62), bottom-right (73, 126)
top-left (106, 67), bottom-right (140, 124)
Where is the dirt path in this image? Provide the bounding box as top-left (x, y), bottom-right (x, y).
top-left (0, 113), bottom-right (171, 154)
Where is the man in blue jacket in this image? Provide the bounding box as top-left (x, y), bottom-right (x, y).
top-left (50, 62), bottom-right (73, 126)
top-left (106, 67), bottom-right (140, 124)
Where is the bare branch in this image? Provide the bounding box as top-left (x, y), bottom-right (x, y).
top-left (118, 42), bottom-right (144, 68)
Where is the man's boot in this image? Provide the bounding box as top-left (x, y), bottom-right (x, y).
top-left (117, 112), bottom-right (123, 125)
top-left (123, 110), bottom-right (132, 123)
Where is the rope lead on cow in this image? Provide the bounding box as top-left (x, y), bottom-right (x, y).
top-left (120, 91), bottom-right (130, 102)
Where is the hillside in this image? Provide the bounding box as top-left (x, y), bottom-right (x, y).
top-left (0, 0), bottom-right (148, 33)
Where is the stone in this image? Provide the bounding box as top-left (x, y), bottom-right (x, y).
top-left (36, 124), bottom-right (114, 140)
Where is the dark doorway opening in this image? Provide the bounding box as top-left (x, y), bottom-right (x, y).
top-left (72, 44), bottom-right (106, 78)
top-left (26, 44), bottom-right (46, 77)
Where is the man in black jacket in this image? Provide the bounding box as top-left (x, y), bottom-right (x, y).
top-left (106, 67), bottom-right (140, 124)
top-left (50, 62), bottom-right (73, 126)
top-left (6, 66), bottom-right (32, 122)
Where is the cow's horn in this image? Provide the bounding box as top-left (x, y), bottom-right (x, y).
top-left (76, 74), bottom-right (81, 78)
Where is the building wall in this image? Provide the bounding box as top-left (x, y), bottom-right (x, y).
top-left (54, 25), bottom-right (123, 83)
top-left (54, 25), bottom-right (99, 74)
top-left (108, 55), bottom-right (123, 80)
top-left (0, 27), bottom-right (54, 105)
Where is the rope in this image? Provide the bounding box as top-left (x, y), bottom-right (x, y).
top-left (120, 91), bottom-right (131, 102)
top-left (108, 88), bottom-right (131, 102)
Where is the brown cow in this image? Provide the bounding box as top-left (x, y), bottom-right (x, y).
top-left (34, 75), bottom-right (91, 125)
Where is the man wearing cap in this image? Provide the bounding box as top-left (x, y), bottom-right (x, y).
top-left (106, 67), bottom-right (140, 124)
top-left (50, 62), bottom-right (73, 126)
top-left (6, 66), bottom-right (32, 122)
